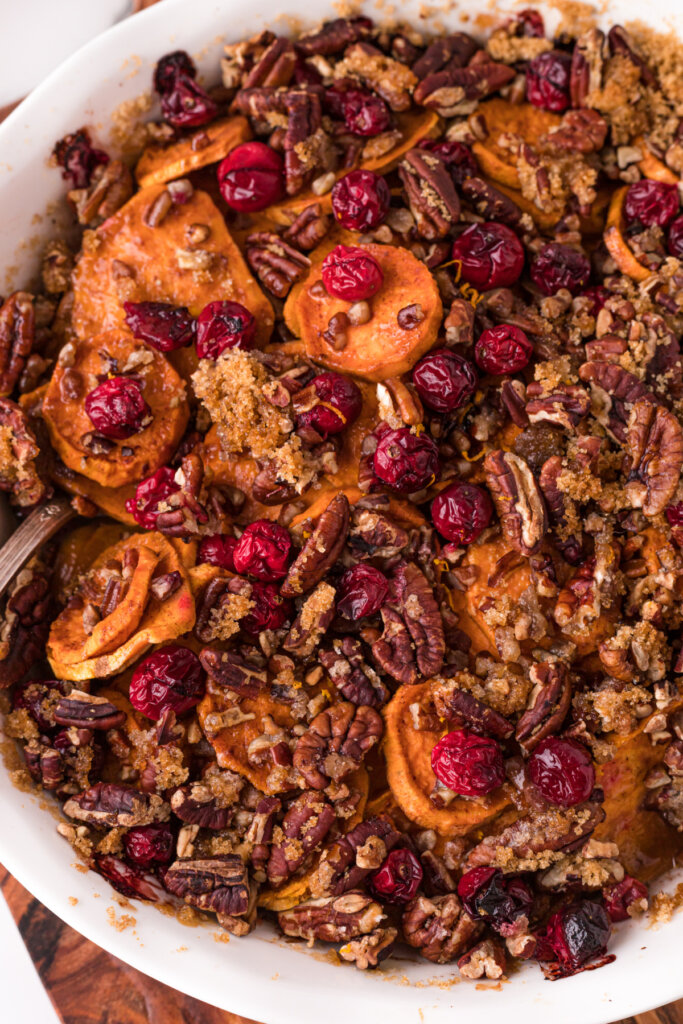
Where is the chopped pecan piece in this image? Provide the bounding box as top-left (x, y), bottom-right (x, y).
top-left (402, 894), bottom-right (482, 964)
top-left (171, 772), bottom-right (243, 830)
top-left (296, 17), bottom-right (373, 57)
top-left (200, 648), bottom-right (268, 697)
top-left (0, 397), bottom-right (47, 508)
top-left (312, 816), bottom-right (400, 897)
top-left (458, 938), bottom-right (507, 980)
top-left (24, 739), bottom-right (64, 792)
top-left (334, 43), bottom-right (417, 111)
top-left (69, 160), bottom-right (134, 226)
top-left (398, 149), bottom-right (460, 239)
top-left (432, 680), bottom-right (513, 740)
top-left (278, 892), bottom-right (385, 943)
top-left (538, 455), bottom-right (582, 563)
top-left (466, 802), bottom-right (605, 869)
top-left (53, 690), bottom-right (125, 730)
top-left (0, 292), bottom-right (34, 397)
top-left (242, 36), bottom-right (297, 88)
top-left (0, 559), bottom-right (52, 688)
top-left (164, 855), bottom-right (253, 934)
top-left (372, 605), bottom-right (417, 685)
top-left (348, 506), bottom-right (409, 561)
top-left (460, 177), bottom-right (522, 228)
top-left (338, 927), bottom-right (397, 969)
top-left (570, 28), bottom-right (605, 108)
top-left (42, 239), bottom-right (75, 294)
top-left (525, 383), bottom-right (590, 430)
top-left (443, 297), bottom-right (475, 348)
top-left (625, 401), bottom-right (683, 517)
top-left (515, 661), bottom-right (571, 751)
top-left (578, 361), bottom-right (655, 443)
top-left (282, 492), bottom-right (350, 596)
top-left (153, 454), bottom-right (210, 539)
top-left (484, 450), bottom-right (548, 556)
top-left (283, 581), bottom-right (336, 658)
top-left (415, 61), bottom-right (514, 116)
top-left (540, 109), bottom-right (608, 153)
top-left (412, 33), bottom-right (479, 80)
top-left (266, 790), bottom-right (336, 887)
top-left (319, 638), bottom-right (389, 707)
top-left (282, 203), bottom-right (330, 251)
top-left (293, 702), bottom-right (383, 790)
top-left (63, 783), bottom-right (170, 827)
top-left (245, 232), bottom-right (311, 297)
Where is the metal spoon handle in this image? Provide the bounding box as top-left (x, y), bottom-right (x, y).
top-left (0, 497), bottom-right (75, 598)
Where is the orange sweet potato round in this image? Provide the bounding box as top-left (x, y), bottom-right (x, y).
top-left (604, 186), bottom-right (651, 282)
top-left (634, 138), bottom-right (679, 185)
top-left (471, 99), bottom-right (562, 190)
top-left (285, 242), bottom-right (442, 381)
top-left (42, 329), bottom-right (189, 489)
top-left (135, 116), bottom-right (252, 188)
top-left (71, 185), bottom-right (274, 348)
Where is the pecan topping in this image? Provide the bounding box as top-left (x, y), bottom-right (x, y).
top-left (170, 773), bottom-right (243, 830)
top-left (69, 160), bottom-right (134, 226)
top-left (242, 36), bottom-right (297, 88)
top-left (164, 855), bottom-right (253, 934)
top-left (625, 401), bottom-right (683, 517)
top-left (338, 927), bottom-right (397, 970)
top-left (412, 33), bottom-right (479, 80)
top-left (319, 638), bottom-right (389, 707)
top-left (296, 17), bottom-right (373, 56)
top-left (53, 690), bottom-right (125, 730)
top-left (0, 292), bottom-right (34, 397)
top-left (484, 450), bottom-right (548, 556)
top-left (466, 802), bottom-right (605, 869)
top-left (278, 892), bottom-right (385, 943)
top-left (349, 506), bottom-right (409, 561)
top-left (194, 575), bottom-right (253, 644)
top-left (515, 661), bottom-right (572, 751)
top-left (399, 149), bottom-right (461, 239)
top-left (282, 203), bottom-right (330, 251)
top-left (372, 606), bottom-right (417, 685)
top-left (281, 492), bottom-right (350, 596)
top-left (154, 454), bottom-right (210, 539)
top-left (283, 581), bottom-right (336, 658)
top-left (540, 109), bottom-right (608, 153)
top-left (460, 177), bottom-right (522, 228)
top-left (525, 383), bottom-right (590, 430)
top-left (415, 61), bottom-right (514, 116)
top-left (538, 456), bottom-right (582, 563)
top-left (0, 397), bottom-right (47, 508)
top-left (334, 43), bottom-right (417, 111)
top-left (402, 894), bottom-right (482, 964)
top-left (312, 816), bottom-right (400, 896)
top-left (266, 790), bottom-right (335, 887)
top-left (458, 938), bottom-right (507, 980)
top-left (293, 702), bottom-right (383, 790)
top-left (63, 783), bottom-right (170, 827)
top-left (570, 28), bottom-right (605, 108)
top-left (24, 740), bottom-right (64, 792)
top-left (200, 648), bottom-right (268, 697)
top-left (42, 239), bottom-right (74, 294)
top-left (578, 361), bottom-right (655, 443)
top-left (245, 232), bottom-right (311, 297)
top-left (395, 561), bottom-right (445, 676)
top-left (432, 679), bottom-right (513, 740)
top-left (443, 297), bottom-right (475, 348)
top-left (0, 560), bottom-right (52, 689)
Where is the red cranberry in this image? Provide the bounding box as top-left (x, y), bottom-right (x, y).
top-left (125, 467), bottom-right (179, 529)
top-left (475, 324), bottom-right (533, 375)
top-left (95, 854), bottom-right (160, 901)
top-left (431, 728), bottom-right (505, 797)
top-left (451, 223), bottom-right (524, 291)
top-left (526, 50), bottom-right (572, 111)
top-left (580, 285), bottom-right (609, 317)
top-left (527, 736), bottom-right (595, 807)
top-left (624, 179), bottom-right (679, 227)
top-left (153, 50), bottom-right (217, 129)
top-left (373, 426), bottom-right (440, 493)
top-left (666, 502), bottom-right (683, 546)
top-left (321, 245), bottom-right (384, 301)
top-left (371, 849), bottom-right (423, 904)
top-left (296, 371), bottom-right (363, 440)
top-left (154, 50), bottom-right (196, 93)
top-left (197, 534), bottom-right (237, 571)
top-left (331, 169), bottom-right (391, 231)
top-left (217, 142), bottom-right (284, 212)
top-left (232, 521), bottom-right (291, 581)
top-left (668, 214), bottom-right (683, 258)
top-left (411, 349), bottom-right (477, 413)
top-left (517, 8), bottom-right (545, 36)
top-left (129, 644), bottom-right (205, 720)
top-left (530, 242), bottom-right (590, 296)
top-left (431, 482), bottom-right (493, 544)
top-left (52, 128), bottom-right (109, 189)
top-left (536, 899), bottom-right (611, 976)
top-left (342, 89), bottom-right (391, 137)
top-left (457, 867), bottom-right (533, 932)
top-left (124, 823), bottom-right (174, 868)
top-left (123, 300), bottom-right (196, 352)
top-left (337, 564), bottom-right (389, 620)
top-left (195, 300), bottom-right (256, 358)
top-left (419, 139), bottom-right (479, 185)
top-left (603, 876), bottom-right (648, 922)
top-left (241, 582), bottom-right (292, 634)
top-left (84, 377), bottom-right (150, 440)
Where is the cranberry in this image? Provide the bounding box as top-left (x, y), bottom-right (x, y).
top-left (431, 728), bottom-right (505, 797)
top-left (457, 867), bottom-right (533, 931)
top-left (668, 214), bottom-right (683, 258)
top-left (451, 223), bottom-right (524, 291)
top-left (431, 482), bottom-right (493, 545)
top-left (197, 534), bottom-right (237, 571)
top-left (217, 142), bottom-right (284, 212)
top-left (373, 427), bottom-right (440, 493)
top-left (342, 89), bottom-right (391, 137)
top-left (84, 377), bottom-right (150, 440)
top-left (371, 849), bottom-right (423, 903)
top-left (331, 169), bottom-right (391, 231)
top-left (530, 242), bottom-right (591, 296)
top-left (475, 324), bottom-right (533, 375)
top-left (527, 736), bottom-right (595, 807)
top-left (296, 371), bottom-right (363, 440)
top-left (125, 467), bottom-right (179, 529)
top-left (52, 128), bottom-right (109, 188)
top-left (419, 139), bottom-right (479, 185)
top-left (195, 300), bottom-right (256, 358)
top-left (337, 564), bottom-right (389, 620)
top-left (603, 876), bottom-right (648, 922)
top-left (526, 50), bottom-right (572, 111)
top-left (124, 823), bottom-right (174, 868)
top-left (536, 899), bottom-right (611, 976)
top-left (580, 285), bottom-right (609, 317)
top-left (95, 855), bottom-right (160, 902)
top-left (241, 582), bottom-right (292, 634)
top-left (153, 50), bottom-right (217, 129)
top-left (517, 8), bottom-right (545, 36)
top-left (624, 179), bottom-right (679, 227)
top-left (129, 644), bottom-right (205, 720)
top-left (123, 300), bottom-right (196, 352)
top-left (321, 245), bottom-right (384, 301)
top-left (412, 349), bottom-right (477, 413)
top-left (154, 50), bottom-right (196, 94)
top-left (232, 521), bottom-right (291, 581)
top-left (666, 502), bottom-right (683, 546)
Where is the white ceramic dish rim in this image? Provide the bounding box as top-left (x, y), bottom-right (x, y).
top-left (2, 1), bottom-right (683, 1021)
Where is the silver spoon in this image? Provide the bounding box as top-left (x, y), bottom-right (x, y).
top-left (0, 494), bottom-right (75, 599)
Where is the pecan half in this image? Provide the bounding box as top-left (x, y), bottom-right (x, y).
top-left (414, 61), bottom-right (514, 116)
top-left (53, 690), bottom-right (125, 730)
top-left (515, 661), bottom-right (571, 751)
top-left (200, 648), bottom-right (268, 697)
top-left (538, 456), bottom-right (582, 563)
top-left (338, 927), bottom-right (397, 969)
top-left (625, 401), bottom-right (683, 517)
top-left (153, 453), bottom-right (209, 539)
top-left (460, 177), bottom-right (522, 228)
top-left (458, 938), bottom-right (507, 980)
top-left (525, 383), bottom-right (590, 430)
top-left (170, 774), bottom-right (243, 830)
top-left (266, 790), bottom-right (336, 887)
top-left (283, 581), bottom-right (336, 658)
top-left (335, 43), bottom-right (417, 111)
top-left (569, 28), bottom-right (605, 108)
top-left (348, 507), bottom-right (409, 562)
top-left (312, 816), bottom-right (400, 897)
top-left (412, 33), bottom-right (479, 80)
top-left (319, 638), bottom-right (389, 707)
top-left (164, 855), bottom-right (253, 934)
top-left (69, 160), bottom-right (134, 226)
top-left (540, 109), bottom-right (608, 153)
top-left (296, 17), bottom-right (373, 57)
top-left (278, 892), bottom-right (385, 943)
top-left (0, 397), bottom-right (46, 508)
top-left (282, 492), bottom-right (350, 596)
top-left (432, 679), bottom-right (513, 740)
top-left (465, 802), bottom-right (605, 869)
top-left (245, 232), bottom-right (311, 297)
top-left (0, 560), bottom-right (52, 688)
top-left (293, 702), bottom-right (383, 790)
top-left (243, 37), bottom-right (297, 88)
top-left (24, 740), bottom-right (64, 792)
top-left (578, 360), bottom-right (655, 443)
top-left (282, 203), bottom-right (330, 251)
top-left (393, 561), bottom-right (445, 677)
top-left (444, 297), bottom-right (475, 348)
top-left (63, 783), bottom-right (170, 827)
top-left (402, 894), bottom-right (482, 964)
top-left (372, 606), bottom-right (417, 685)
top-left (484, 450), bottom-right (548, 556)
top-left (0, 292), bottom-right (34, 397)
top-left (399, 149), bottom-right (460, 239)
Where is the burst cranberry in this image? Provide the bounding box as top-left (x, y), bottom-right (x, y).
top-left (371, 849), bottom-right (423, 903)
top-left (536, 899), bottom-right (611, 976)
top-left (124, 823), bottom-right (174, 868)
top-left (123, 300), bottom-right (195, 352)
top-left (530, 242), bottom-right (591, 296)
top-left (431, 482), bottom-right (493, 545)
top-left (232, 521), bottom-right (291, 581)
top-left (419, 139), bottom-right (479, 185)
top-left (337, 564), bottom-right (389, 620)
top-left (451, 223), bottom-right (524, 291)
top-left (342, 89), bottom-right (391, 137)
top-left (526, 50), bottom-right (572, 111)
top-left (431, 729), bottom-right (505, 797)
top-left (241, 582), bottom-right (292, 634)
top-left (475, 324), bottom-right (533, 375)
top-left (52, 128), bottom-right (109, 188)
top-left (527, 736), bottom-right (595, 807)
top-left (198, 534), bottom-right (237, 571)
top-left (95, 855), bottom-right (160, 902)
top-left (130, 645), bottom-right (205, 720)
top-left (218, 142), bottom-right (284, 212)
top-left (154, 50), bottom-right (196, 93)
top-left (603, 876), bottom-right (648, 922)
top-left (580, 285), bottom-right (609, 317)
top-left (296, 371), bottom-right (363, 440)
top-left (668, 214), bottom-right (683, 258)
top-left (412, 349), bottom-right (477, 413)
top-left (195, 300), bottom-right (256, 358)
top-left (373, 427), bottom-right (440, 493)
top-left (331, 169), bottom-right (391, 231)
top-left (517, 8), bottom-right (545, 35)
top-left (125, 467), bottom-right (179, 529)
top-left (321, 245), bottom-right (384, 301)
top-left (84, 377), bottom-right (150, 440)
top-left (624, 179), bottom-right (679, 227)
top-left (666, 502), bottom-right (683, 546)
top-left (458, 867), bottom-right (533, 931)
top-left (153, 50), bottom-right (217, 129)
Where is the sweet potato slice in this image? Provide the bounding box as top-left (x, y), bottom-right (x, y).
top-left (634, 138), bottom-right (679, 185)
top-left (471, 99), bottom-right (561, 189)
top-left (43, 329), bottom-right (188, 489)
top-left (71, 185), bottom-right (274, 347)
top-left (604, 186), bottom-right (651, 283)
top-left (457, 534), bottom-right (537, 654)
top-left (383, 681), bottom-right (514, 836)
top-left (50, 458), bottom-right (137, 525)
top-left (55, 522), bottom-right (132, 605)
top-left (285, 242), bottom-right (442, 381)
top-left (135, 116), bottom-right (252, 188)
